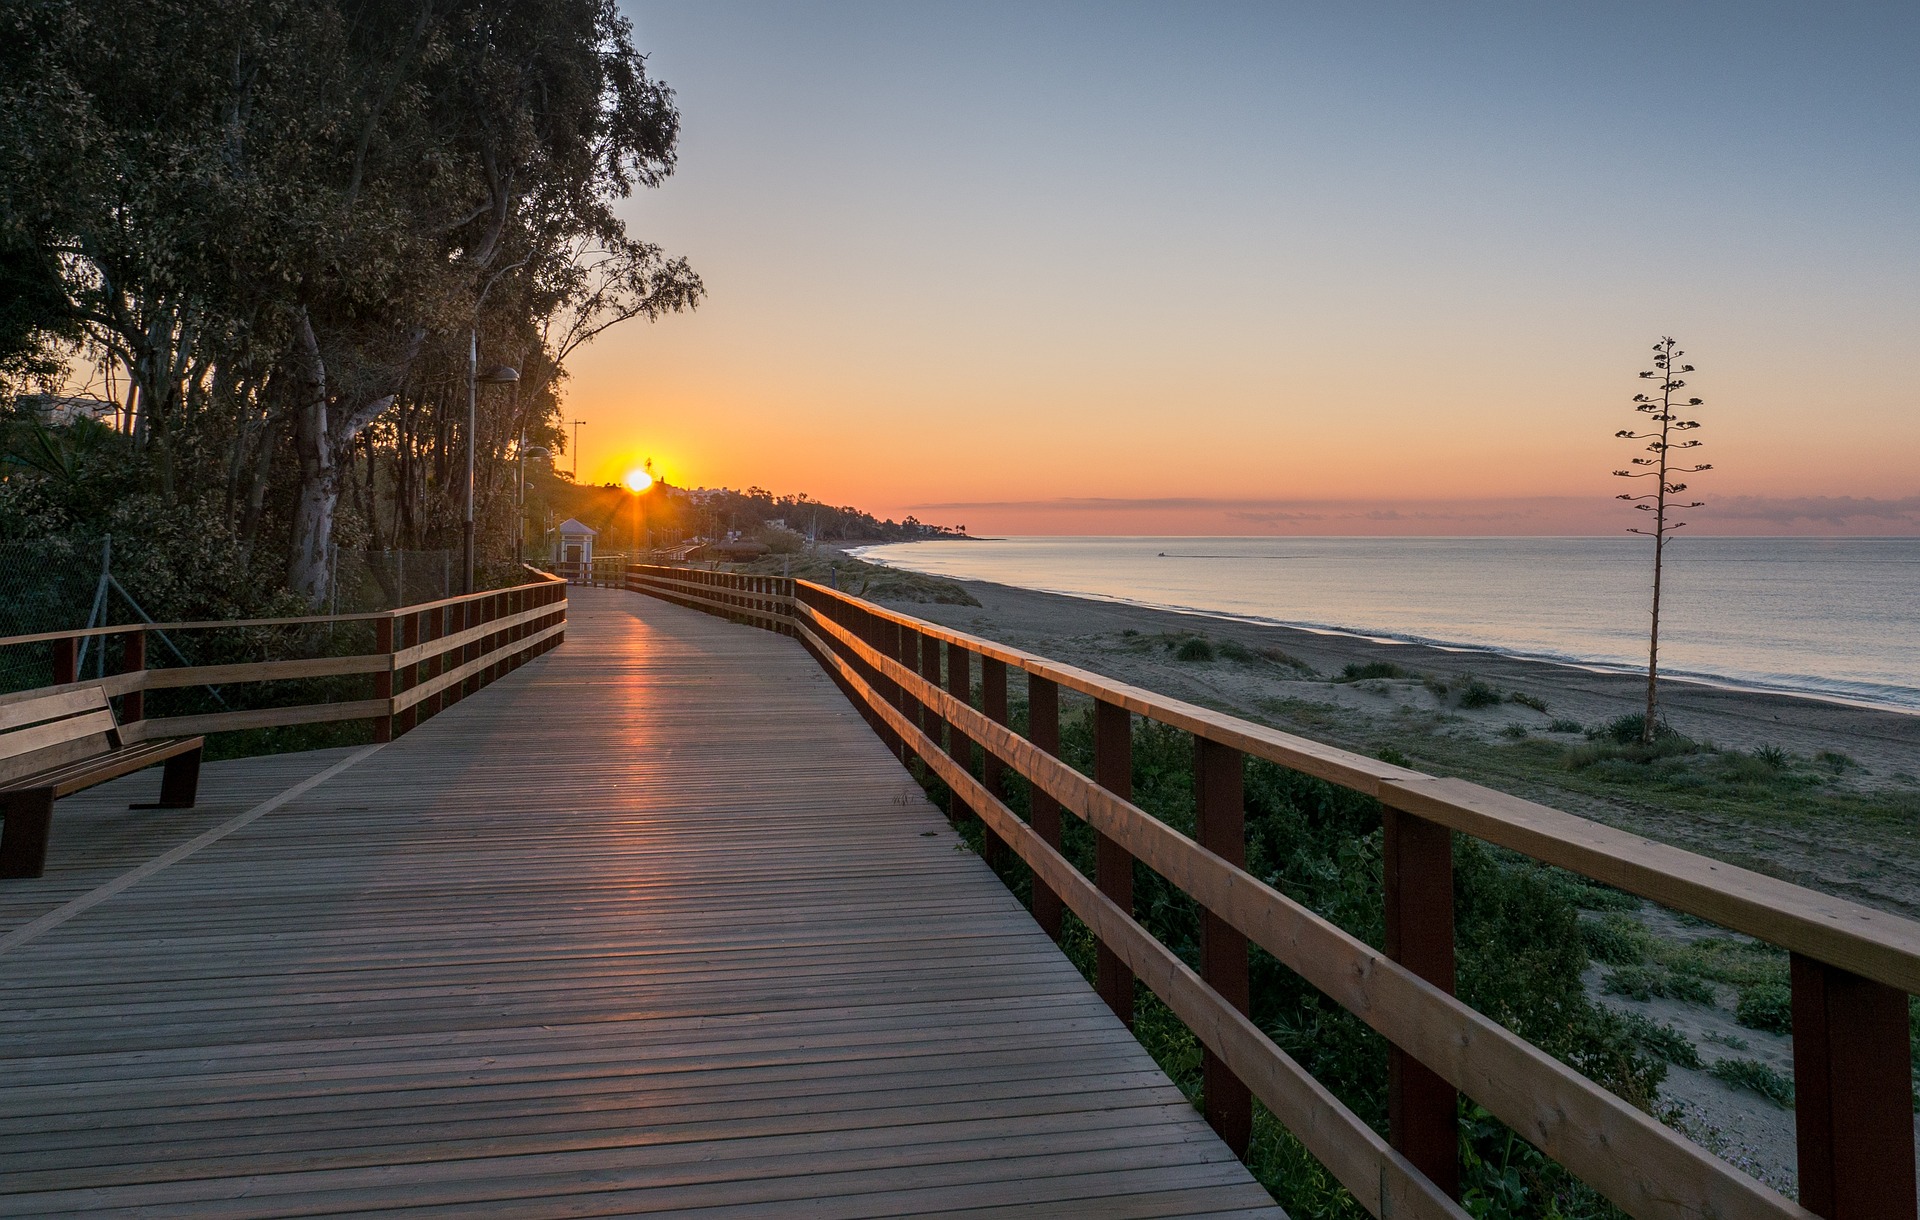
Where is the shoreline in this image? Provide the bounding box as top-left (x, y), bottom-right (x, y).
top-left (850, 545), bottom-right (1920, 718)
top-left (866, 571), bottom-right (1920, 794)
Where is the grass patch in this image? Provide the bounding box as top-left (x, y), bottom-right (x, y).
top-left (1602, 964), bottom-right (1717, 1005)
top-left (1708, 1058), bottom-right (1795, 1107)
top-left (1337, 660), bottom-right (1404, 682)
top-left (1816, 749), bottom-right (1855, 775)
top-left (1458, 678), bottom-right (1503, 709)
top-left (1500, 723), bottom-right (1529, 739)
top-left (1735, 982), bottom-right (1793, 1033)
top-left (1621, 1012), bottom-right (1702, 1069)
top-left (1581, 912), bottom-right (1657, 966)
top-left (1509, 691), bottom-right (1549, 713)
top-left (1547, 718), bottom-right (1584, 734)
top-left (1175, 636), bottom-right (1216, 662)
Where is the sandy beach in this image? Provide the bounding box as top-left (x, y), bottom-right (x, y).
top-left (874, 573), bottom-right (1920, 902)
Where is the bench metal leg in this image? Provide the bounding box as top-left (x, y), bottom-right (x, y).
top-left (131, 747), bottom-right (202, 810)
top-left (0, 788), bottom-right (56, 879)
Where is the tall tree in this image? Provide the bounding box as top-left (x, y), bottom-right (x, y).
top-left (1613, 338), bottom-right (1712, 743)
top-left (0, 0), bottom-right (701, 607)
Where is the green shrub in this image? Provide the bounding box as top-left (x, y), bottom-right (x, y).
top-left (1423, 675), bottom-right (1451, 698)
top-left (1260, 645), bottom-right (1310, 671)
top-left (1509, 691), bottom-right (1549, 712)
top-left (1620, 1012), bottom-right (1702, 1069)
top-left (1548, 718), bottom-right (1584, 734)
top-left (1580, 913), bottom-right (1654, 966)
top-left (1175, 636), bottom-right (1216, 662)
top-left (1709, 1057), bottom-right (1795, 1107)
top-left (1375, 745), bottom-right (1411, 767)
top-left (1337, 660), bottom-right (1403, 682)
top-left (1500, 723), bottom-right (1529, 739)
top-left (1601, 964), bottom-right (1715, 1005)
top-left (1735, 982), bottom-right (1793, 1033)
top-left (1592, 713), bottom-right (1692, 748)
top-left (1458, 679), bottom-right (1503, 709)
top-left (1751, 745), bottom-right (1788, 769)
top-left (1816, 749), bottom-right (1855, 774)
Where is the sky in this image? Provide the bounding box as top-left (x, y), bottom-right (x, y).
top-left (564, 2), bottom-right (1920, 535)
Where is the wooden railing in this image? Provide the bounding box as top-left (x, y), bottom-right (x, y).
top-left (0, 569), bottom-right (567, 743)
top-left (622, 561), bottom-right (1918, 1220)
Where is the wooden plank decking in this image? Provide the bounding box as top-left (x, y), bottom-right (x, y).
top-left (0, 587), bottom-right (1280, 1217)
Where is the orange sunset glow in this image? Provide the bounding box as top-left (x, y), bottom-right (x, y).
top-left (551, 4), bottom-right (1916, 537)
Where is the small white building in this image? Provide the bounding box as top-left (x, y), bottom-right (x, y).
top-left (553, 518), bottom-right (598, 568)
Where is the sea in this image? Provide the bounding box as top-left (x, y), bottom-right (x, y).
top-left (851, 537), bottom-right (1920, 714)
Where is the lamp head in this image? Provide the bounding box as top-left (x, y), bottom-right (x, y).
top-left (477, 365), bottom-right (520, 385)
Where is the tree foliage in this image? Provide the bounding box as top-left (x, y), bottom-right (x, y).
top-left (0, 0), bottom-right (700, 610)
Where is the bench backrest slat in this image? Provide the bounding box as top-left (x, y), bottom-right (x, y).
top-left (0, 686), bottom-right (110, 734)
top-left (1, 708), bottom-right (119, 765)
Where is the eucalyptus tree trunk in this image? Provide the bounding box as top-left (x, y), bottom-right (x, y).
top-left (286, 309), bottom-right (408, 605)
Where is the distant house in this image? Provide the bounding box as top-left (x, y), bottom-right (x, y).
top-left (553, 518), bottom-right (598, 569)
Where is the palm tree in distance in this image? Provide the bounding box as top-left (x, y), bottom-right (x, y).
top-left (1614, 338), bottom-right (1712, 744)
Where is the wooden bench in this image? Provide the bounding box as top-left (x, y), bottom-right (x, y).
top-left (0, 687), bottom-right (203, 879)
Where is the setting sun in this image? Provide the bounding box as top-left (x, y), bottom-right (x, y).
top-left (623, 468), bottom-right (653, 493)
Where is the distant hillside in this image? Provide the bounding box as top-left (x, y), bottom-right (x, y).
top-left (525, 472), bottom-right (966, 555)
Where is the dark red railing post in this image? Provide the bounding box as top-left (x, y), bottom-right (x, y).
top-left (51, 636), bottom-right (77, 685)
top-left (372, 616), bottom-right (394, 743)
top-left (1093, 697), bottom-right (1135, 1028)
top-left (864, 607), bottom-right (903, 757)
top-left (945, 642), bottom-right (974, 827)
top-left (429, 607), bottom-right (449, 715)
top-left (920, 632), bottom-right (946, 774)
top-left (979, 656), bottom-right (1009, 867)
top-left (1027, 675), bottom-right (1064, 941)
top-left (1383, 805), bottom-right (1459, 1198)
top-left (396, 611), bottom-right (421, 734)
top-left (1195, 735), bottom-right (1252, 1156)
top-left (119, 629), bottom-right (146, 723)
top-left (898, 627), bottom-right (923, 736)
top-left (1791, 953), bottom-right (1917, 1220)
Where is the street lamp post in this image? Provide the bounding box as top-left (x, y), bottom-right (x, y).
top-left (463, 328), bottom-right (519, 595)
top-left (516, 440), bottom-right (551, 566)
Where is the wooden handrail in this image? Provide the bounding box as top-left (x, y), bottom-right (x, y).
top-left (794, 597), bottom-right (1807, 1220)
top-left (622, 563), bottom-right (1915, 1220)
top-left (0, 576), bottom-right (568, 741)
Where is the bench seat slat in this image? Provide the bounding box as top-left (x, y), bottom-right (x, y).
top-left (4, 737), bottom-right (203, 798)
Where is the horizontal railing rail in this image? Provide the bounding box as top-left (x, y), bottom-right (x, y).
top-left (623, 561), bottom-right (1915, 1220)
top-left (0, 567), bottom-right (568, 743)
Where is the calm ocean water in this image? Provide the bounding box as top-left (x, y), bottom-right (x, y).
top-left (852, 537), bottom-right (1920, 713)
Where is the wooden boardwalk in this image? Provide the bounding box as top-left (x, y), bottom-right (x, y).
top-left (0, 587), bottom-right (1280, 1218)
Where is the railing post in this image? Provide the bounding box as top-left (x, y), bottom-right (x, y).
top-left (946, 641), bottom-right (975, 827)
top-left (372, 616), bottom-right (394, 743)
top-left (1027, 675), bottom-right (1064, 942)
top-left (119, 629), bottom-right (146, 724)
top-left (863, 607), bottom-right (903, 757)
top-left (51, 636), bottom-right (76, 686)
top-left (1194, 735), bottom-right (1252, 1156)
top-left (1383, 805), bottom-right (1459, 1198)
top-left (979, 656), bottom-right (1009, 867)
top-left (920, 630), bottom-right (946, 774)
top-left (397, 611), bottom-right (421, 734)
top-left (1094, 697), bottom-right (1135, 1029)
top-left (429, 607), bottom-right (448, 715)
top-left (1791, 953), bottom-right (1917, 1220)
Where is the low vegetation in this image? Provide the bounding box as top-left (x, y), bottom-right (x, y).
top-left (925, 703), bottom-right (1696, 1219)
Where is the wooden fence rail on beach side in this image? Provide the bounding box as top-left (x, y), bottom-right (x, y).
top-left (0, 569), bottom-right (568, 744)
top-left (621, 561), bottom-right (1917, 1220)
